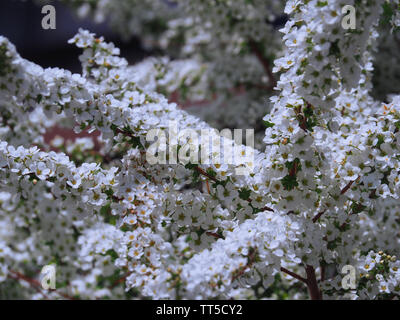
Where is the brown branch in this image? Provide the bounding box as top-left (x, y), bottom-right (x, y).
top-left (294, 104), bottom-right (309, 132)
top-left (110, 272), bottom-right (132, 289)
top-left (205, 179), bottom-right (211, 194)
top-left (369, 189), bottom-right (376, 199)
top-left (194, 166), bottom-right (219, 183)
top-left (313, 176), bottom-right (360, 223)
top-left (305, 265), bottom-right (322, 300)
top-left (280, 265), bottom-right (323, 299)
top-left (206, 231), bottom-right (224, 239)
top-left (340, 177), bottom-right (359, 195)
top-left (246, 198), bottom-right (275, 213)
top-left (260, 206), bottom-right (275, 212)
top-left (8, 270), bottom-right (50, 299)
top-left (320, 264), bottom-right (326, 282)
top-left (115, 128), bottom-right (134, 137)
top-left (8, 270), bottom-right (75, 300)
top-left (312, 210), bottom-right (326, 223)
top-left (280, 267), bottom-right (308, 284)
top-left (289, 159), bottom-right (299, 177)
top-left (232, 248), bottom-right (257, 282)
top-left (339, 222), bottom-right (348, 231)
top-left (112, 195), bottom-right (124, 202)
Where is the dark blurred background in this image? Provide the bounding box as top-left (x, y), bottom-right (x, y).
top-left (0, 0), bottom-right (148, 72)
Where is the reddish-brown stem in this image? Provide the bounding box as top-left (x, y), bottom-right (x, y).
top-left (8, 270), bottom-right (75, 300)
top-left (312, 210), bottom-right (326, 223)
top-left (245, 198), bottom-right (275, 212)
top-left (205, 179), bottom-right (211, 194)
top-left (110, 272), bottom-right (132, 289)
top-left (232, 249), bottom-right (257, 282)
top-left (340, 177), bottom-right (359, 195)
top-left (295, 104), bottom-right (309, 132)
top-left (194, 166), bottom-right (219, 183)
top-left (289, 159), bottom-right (299, 177)
top-left (280, 267), bottom-right (307, 284)
top-left (115, 128), bottom-right (133, 137)
top-left (313, 176), bottom-right (360, 223)
top-left (112, 195), bottom-right (124, 202)
top-left (260, 206), bottom-right (275, 212)
top-left (369, 189), bottom-right (376, 199)
top-left (280, 266), bottom-right (323, 300)
top-left (320, 264), bottom-right (326, 282)
top-left (8, 270), bottom-right (49, 299)
top-left (206, 231), bottom-right (224, 239)
top-left (305, 265), bottom-right (322, 300)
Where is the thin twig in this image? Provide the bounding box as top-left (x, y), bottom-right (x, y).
top-left (312, 210), bottom-right (326, 223)
top-left (280, 267), bottom-right (308, 284)
top-left (194, 166), bottom-right (219, 183)
top-left (8, 270), bottom-right (76, 300)
top-left (313, 176), bottom-right (360, 223)
top-left (8, 270), bottom-right (50, 299)
top-left (320, 264), bottom-right (326, 282)
top-left (340, 177), bottom-right (359, 195)
top-left (205, 179), bottom-right (211, 194)
top-left (260, 206), bottom-right (275, 212)
top-left (110, 272), bottom-right (132, 289)
top-left (206, 231), bottom-right (224, 239)
top-left (232, 248), bottom-right (257, 282)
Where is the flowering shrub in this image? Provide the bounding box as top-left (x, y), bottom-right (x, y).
top-left (1, 0), bottom-right (400, 300)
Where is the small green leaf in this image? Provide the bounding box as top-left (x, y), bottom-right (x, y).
top-left (239, 188), bottom-right (251, 200)
top-left (281, 175), bottom-right (298, 190)
top-left (263, 120), bottom-right (275, 128)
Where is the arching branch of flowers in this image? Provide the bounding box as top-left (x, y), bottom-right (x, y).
top-left (282, 176), bottom-right (363, 299)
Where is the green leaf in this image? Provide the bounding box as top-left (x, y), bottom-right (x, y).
top-left (284, 158), bottom-right (302, 172)
top-left (100, 203), bottom-right (111, 215)
top-left (381, 2), bottom-right (394, 25)
top-left (351, 202), bottom-right (366, 214)
top-left (263, 120), bottom-right (275, 128)
top-left (104, 188), bottom-right (114, 199)
top-left (239, 188), bottom-right (251, 200)
top-left (184, 163), bottom-right (197, 170)
top-left (316, 1), bottom-right (328, 7)
top-left (281, 175), bottom-right (298, 190)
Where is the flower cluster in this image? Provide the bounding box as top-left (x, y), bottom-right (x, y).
top-left (1, 0), bottom-right (400, 300)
